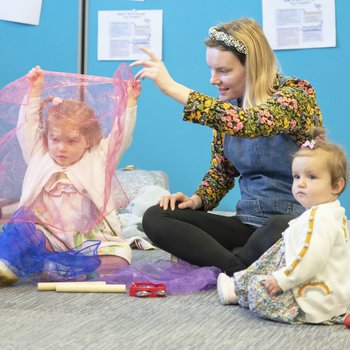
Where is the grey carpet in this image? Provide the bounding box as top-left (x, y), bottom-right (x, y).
top-left (1, 249), bottom-right (349, 350)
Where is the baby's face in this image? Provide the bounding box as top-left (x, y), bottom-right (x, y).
top-left (292, 154), bottom-right (337, 209)
top-left (47, 119), bottom-right (88, 167)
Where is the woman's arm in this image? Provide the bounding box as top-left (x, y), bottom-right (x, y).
top-left (160, 129), bottom-right (238, 212)
top-left (131, 48), bottom-right (322, 143)
top-left (183, 78), bottom-right (323, 144)
top-left (195, 130), bottom-right (239, 211)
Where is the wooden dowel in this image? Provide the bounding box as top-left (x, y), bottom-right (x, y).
top-left (55, 283), bottom-right (126, 293)
top-left (37, 281), bottom-right (106, 291)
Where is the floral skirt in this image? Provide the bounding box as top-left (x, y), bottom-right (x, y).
top-left (233, 239), bottom-right (345, 325)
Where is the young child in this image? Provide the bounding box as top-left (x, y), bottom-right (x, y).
top-left (217, 129), bottom-right (350, 324)
top-left (0, 66), bottom-right (141, 285)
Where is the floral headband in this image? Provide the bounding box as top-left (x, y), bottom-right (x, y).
top-left (208, 26), bottom-right (247, 55)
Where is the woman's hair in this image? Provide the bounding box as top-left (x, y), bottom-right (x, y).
top-left (39, 97), bottom-right (103, 149)
top-left (295, 128), bottom-right (349, 194)
top-left (205, 17), bottom-right (279, 108)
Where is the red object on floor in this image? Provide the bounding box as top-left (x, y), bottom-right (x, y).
top-left (129, 282), bottom-right (167, 298)
top-left (344, 313), bottom-right (350, 329)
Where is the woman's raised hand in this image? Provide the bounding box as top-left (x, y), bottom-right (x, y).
top-left (159, 192), bottom-right (203, 211)
top-left (130, 47), bottom-right (174, 94)
top-left (130, 47), bottom-right (191, 105)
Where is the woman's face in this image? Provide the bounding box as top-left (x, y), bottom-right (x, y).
top-left (206, 47), bottom-right (246, 101)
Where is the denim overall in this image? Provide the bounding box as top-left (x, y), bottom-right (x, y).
top-left (224, 130), bottom-right (304, 227)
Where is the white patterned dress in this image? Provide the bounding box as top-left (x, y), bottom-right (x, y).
top-left (233, 201), bottom-right (350, 324)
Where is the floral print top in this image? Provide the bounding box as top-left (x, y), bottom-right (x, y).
top-left (183, 74), bottom-right (323, 211)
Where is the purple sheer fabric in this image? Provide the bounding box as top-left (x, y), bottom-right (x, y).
top-left (90, 259), bottom-right (221, 295)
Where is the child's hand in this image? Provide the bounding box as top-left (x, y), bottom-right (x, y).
top-left (262, 275), bottom-right (281, 297)
top-left (26, 66), bottom-right (44, 98)
top-left (127, 79), bottom-right (141, 108)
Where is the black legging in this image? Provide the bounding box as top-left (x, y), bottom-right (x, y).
top-left (142, 205), bottom-right (296, 275)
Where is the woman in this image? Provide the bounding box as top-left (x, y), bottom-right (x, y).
top-left (131, 18), bottom-right (323, 275)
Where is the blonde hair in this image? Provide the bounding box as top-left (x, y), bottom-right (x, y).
top-left (205, 18), bottom-right (279, 108)
top-left (39, 97), bottom-right (103, 149)
top-left (295, 128), bottom-right (349, 195)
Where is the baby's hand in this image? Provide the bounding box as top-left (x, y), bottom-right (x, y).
top-left (262, 275), bottom-right (281, 297)
top-left (127, 79), bottom-right (141, 108)
top-left (27, 66), bottom-right (44, 98)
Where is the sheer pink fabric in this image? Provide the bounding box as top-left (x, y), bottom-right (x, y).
top-left (0, 65), bottom-right (132, 228)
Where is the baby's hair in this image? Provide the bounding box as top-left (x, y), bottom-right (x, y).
top-left (39, 97), bottom-right (103, 148)
top-left (295, 127), bottom-right (349, 194)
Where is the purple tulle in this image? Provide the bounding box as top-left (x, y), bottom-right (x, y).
top-left (90, 260), bottom-right (221, 295)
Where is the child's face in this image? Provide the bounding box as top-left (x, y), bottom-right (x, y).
top-left (292, 154), bottom-right (339, 209)
top-left (47, 119), bottom-right (88, 167)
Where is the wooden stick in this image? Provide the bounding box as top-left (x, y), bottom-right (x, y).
top-left (55, 283), bottom-right (126, 293)
top-left (37, 281), bottom-right (106, 291)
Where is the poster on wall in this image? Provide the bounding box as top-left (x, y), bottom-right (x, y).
top-left (262, 0), bottom-right (336, 50)
top-left (0, 0), bottom-right (42, 25)
top-left (98, 10), bottom-right (163, 61)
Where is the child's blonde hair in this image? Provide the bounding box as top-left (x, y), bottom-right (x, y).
top-left (39, 97), bottom-right (103, 149)
top-left (295, 128), bottom-right (349, 194)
